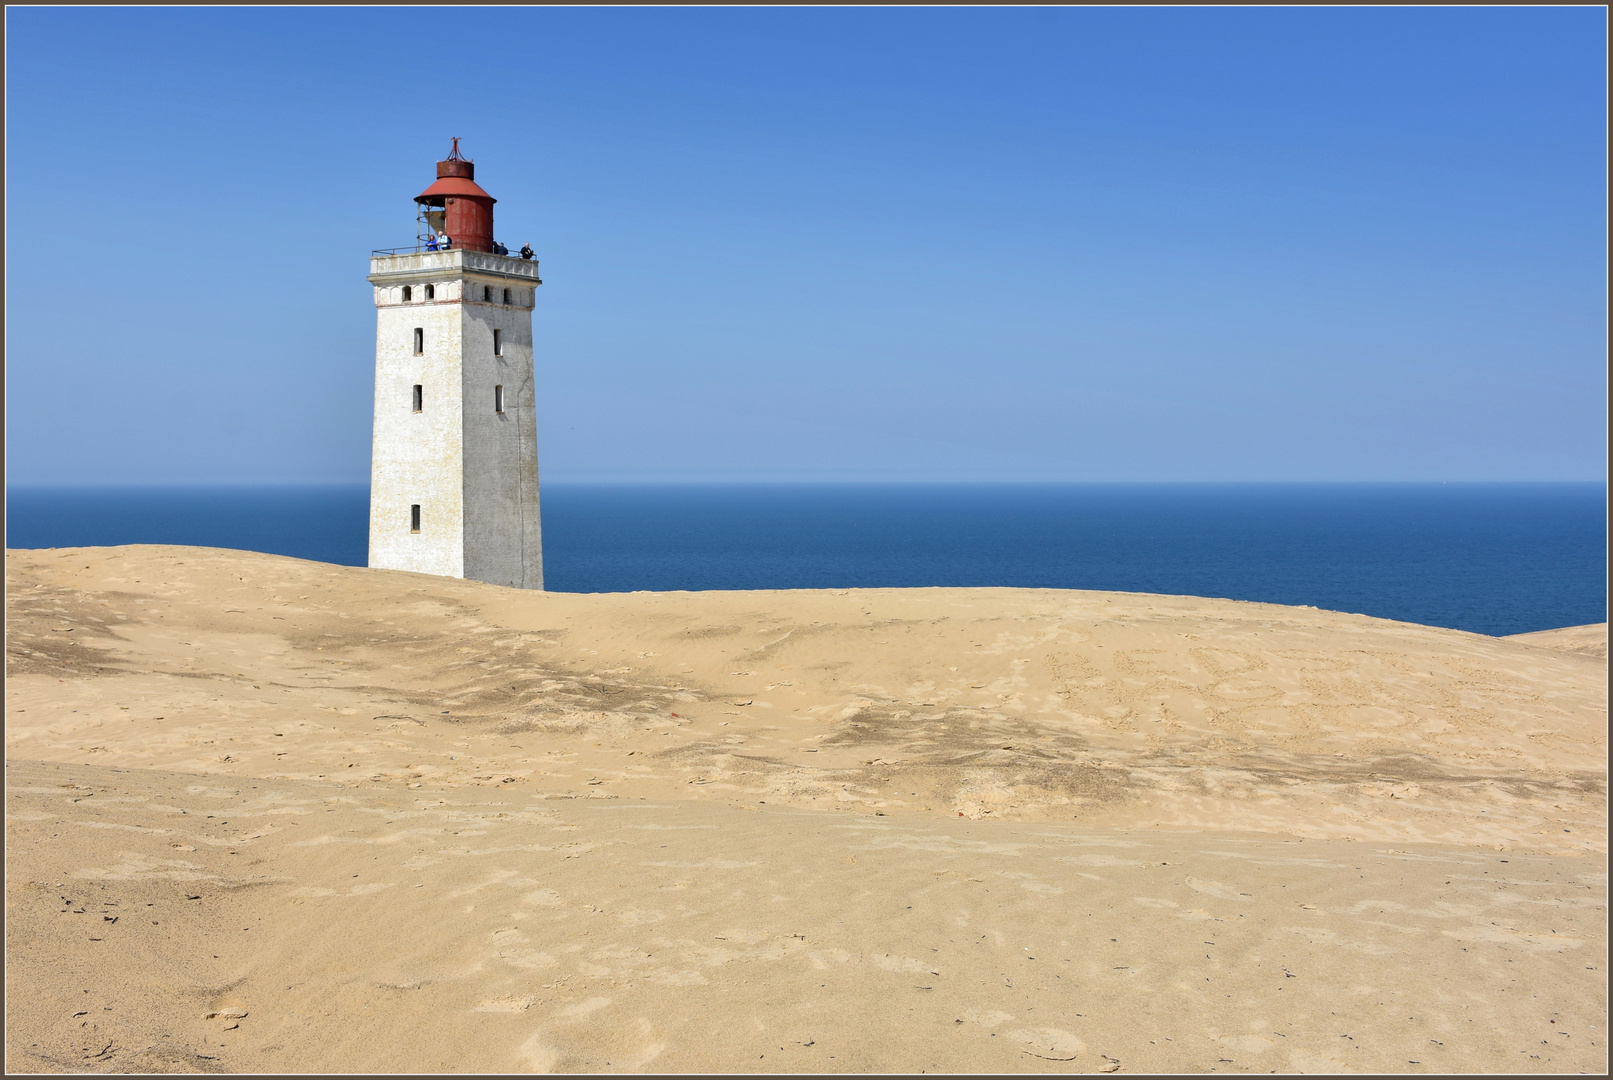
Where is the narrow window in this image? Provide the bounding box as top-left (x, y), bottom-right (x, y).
top-left (410, 504), bottom-right (421, 533)
top-left (495, 385), bottom-right (505, 414)
top-left (402, 285), bottom-right (412, 302)
top-left (424, 284), bottom-right (435, 300)
top-left (493, 328), bottom-right (503, 356)
top-left (412, 384), bottom-right (423, 412)
top-left (503, 288), bottom-right (511, 305)
top-left (412, 327), bottom-right (423, 355)
top-left (483, 285), bottom-right (492, 302)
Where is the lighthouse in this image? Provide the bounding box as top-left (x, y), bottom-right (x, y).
top-left (366, 140), bottom-right (544, 588)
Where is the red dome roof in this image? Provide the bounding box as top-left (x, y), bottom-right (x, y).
top-left (415, 175), bottom-right (495, 204)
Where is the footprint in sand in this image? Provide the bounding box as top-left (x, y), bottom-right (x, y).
top-left (626, 1037), bottom-right (667, 1068)
top-left (808, 949), bottom-right (853, 970)
top-left (997, 871), bottom-right (1063, 895)
top-left (475, 995), bottom-right (539, 1013)
top-left (1184, 876), bottom-right (1251, 901)
top-left (872, 955), bottom-right (932, 974)
top-left (205, 1000), bottom-right (249, 1031)
top-left (647, 970), bottom-right (707, 986)
top-left (290, 883), bottom-right (394, 898)
top-left (1060, 854), bottom-right (1146, 868)
top-left (503, 951), bottom-right (557, 971)
top-left (1442, 925), bottom-right (1583, 952)
top-left (556, 996), bottom-right (611, 1022)
top-left (1006, 1027), bottom-right (1085, 1060)
top-left (1288, 1048), bottom-right (1350, 1073)
top-left (520, 889), bottom-right (563, 907)
top-left (73, 853), bottom-right (216, 882)
top-left (517, 1031), bottom-right (560, 1072)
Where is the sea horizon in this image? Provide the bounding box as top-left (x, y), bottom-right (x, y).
top-left (8, 478), bottom-right (1606, 488)
top-left (6, 481), bottom-right (1605, 638)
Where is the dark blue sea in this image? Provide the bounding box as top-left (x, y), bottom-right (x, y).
top-left (5, 483), bottom-right (1605, 637)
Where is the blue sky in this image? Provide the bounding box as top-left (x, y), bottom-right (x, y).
top-left (5, 7), bottom-right (1606, 484)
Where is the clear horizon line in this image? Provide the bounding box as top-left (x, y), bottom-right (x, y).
top-left (6, 478), bottom-right (1608, 490)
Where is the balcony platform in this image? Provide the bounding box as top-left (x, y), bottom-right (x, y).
top-left (367, 248), bottom-right (542, 286)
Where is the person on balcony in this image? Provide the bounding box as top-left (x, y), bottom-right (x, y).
top-left (520, 242), bottom-right (534, 261)
top-left (425, 233), bottom-right (439, 252)
top-left (440, 233), bottom-right (452, 250)
top-left (493, 240), bottom-right (509, 255)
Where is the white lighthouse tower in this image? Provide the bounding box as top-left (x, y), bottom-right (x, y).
top-left (366, 140), bottom-right (544, 588)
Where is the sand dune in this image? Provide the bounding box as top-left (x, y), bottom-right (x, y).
top-left (1506, 622), bottom-right (1608, 660)
top-left (5, 545), bottom-right (1606, 1073)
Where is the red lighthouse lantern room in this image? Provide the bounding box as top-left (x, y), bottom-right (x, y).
top-left (415, 138), bottom-right (496, 253)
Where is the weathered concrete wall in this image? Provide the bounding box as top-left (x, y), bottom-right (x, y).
top-left (369, 283), bottom-right (465, 578)
top-left (366, 252), bottom-right (543, 588)
top-left (461, 285), bottom-right (542, 589)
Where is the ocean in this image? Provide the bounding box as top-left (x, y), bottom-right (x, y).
top-left (5, 483), bottom-right (1605, 637)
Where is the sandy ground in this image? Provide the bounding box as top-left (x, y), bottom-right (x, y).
top-left (1506, 623), bottom-right (1608, 660)
top-left (4, 545), bottom-right (1606, 1073)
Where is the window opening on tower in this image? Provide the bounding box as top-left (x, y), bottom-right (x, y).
top-left (503, 288), bottom-right (511, 305)
top-left (413, 328), bottom-right (424, 355)
top-left (493, 329), bottom-right (503, 356)
top-left (495, 385), bottom-right (505, 414)
top-left (402, 285), bottom-right (412, 302)
top-left (483, 285), bottom-right (492, 303)
top-left (413, 385), bottom-right (423, 413)
top-left (410, 505), bottom-right (421, 533)
top-left (425, 284), bottom-right (435, 300)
